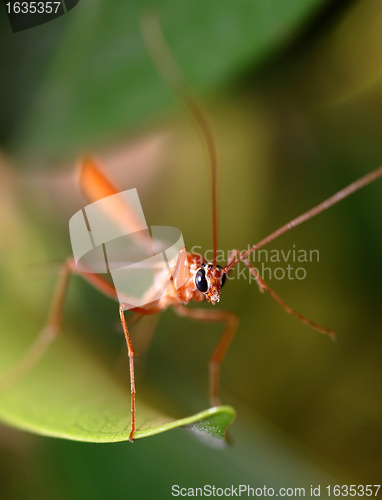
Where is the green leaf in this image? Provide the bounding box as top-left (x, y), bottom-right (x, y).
top-left (17, 0), bottom-right (329, 158)
top-left (0, 328), bottom-right (235, 443)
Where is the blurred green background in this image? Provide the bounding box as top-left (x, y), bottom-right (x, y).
top-left (1, 0), bottom-right (382, 498)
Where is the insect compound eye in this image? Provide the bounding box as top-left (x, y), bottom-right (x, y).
top-left (221, 273), bottom-right (226, 287)
top-left (195, 268), bottom-right (208, 293)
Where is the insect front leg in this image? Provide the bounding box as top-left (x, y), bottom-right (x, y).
top-left (119, 304), bottom-right (137, 442)
top-left (174, 305), bottom-right (238, 407)
top-left (241, 257), bottom-right (336, 340)
top-left (226, 249), bottom-right (265, 293)
top-left (0, 258), bottom-right (118, 393)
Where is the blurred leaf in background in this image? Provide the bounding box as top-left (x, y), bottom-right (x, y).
top-left (2, 0), bottom-right (329, 161)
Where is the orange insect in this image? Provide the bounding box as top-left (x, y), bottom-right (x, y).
top-left (2, 16), bottom-right (382, 443)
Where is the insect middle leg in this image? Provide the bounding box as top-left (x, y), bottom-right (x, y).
top-left (0, 258), bottom-right (141, 440)
top-left (1, 259), bottom-right (68, 391)
top-left (0, 258), bottom-right (121, 392)
top-left (174, 305), bottom-right (238, 407)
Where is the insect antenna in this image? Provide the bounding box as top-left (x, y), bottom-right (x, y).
top-left (224, 164), bottom-right (382, 272)
top-left (141, 12), bottom-right (219, 266)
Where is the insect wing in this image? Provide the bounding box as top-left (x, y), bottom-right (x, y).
top-left (70, 157), bottom-right (188, 309)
